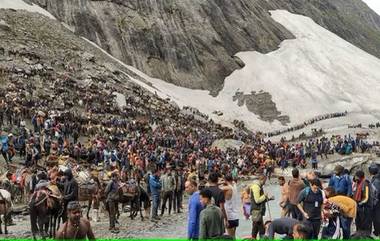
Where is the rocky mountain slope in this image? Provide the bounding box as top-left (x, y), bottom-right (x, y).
top-left (2, 0), bottom-right (380, 134)
top-left (29, 0), bottom-right (380, 95)
top-left (0, 6), bottom-right (238, 142)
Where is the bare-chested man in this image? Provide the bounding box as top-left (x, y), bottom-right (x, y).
top-left (56, 201), bottom-right (95, 240)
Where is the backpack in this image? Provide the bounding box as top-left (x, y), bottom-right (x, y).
top-left (366, 180), bottom-right (379, 208)
top-left (303, 186), bottom-right (323, 200)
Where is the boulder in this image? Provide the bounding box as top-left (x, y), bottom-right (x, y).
top-left (0, 19), bottom-right (11, 31)
top-left (82, 52), bottom-right (96, 62)
top-left (211, 139), bottom-right (244, 151)
top-left (319, 154), bottom-right (379, 177)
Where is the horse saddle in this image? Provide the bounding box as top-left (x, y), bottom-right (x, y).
top-left (79, 182), bottom-right (97, 197)
top-left (77, 171), bottom-right (91, 184)
top-left (47, 184), bottom-right (62, 198)
top-left (0, 189), bottom-right (12, 203)
top-left (121, 182), bottom-right (138, 197)
top-left (15, 168), bottom-right (27, 184)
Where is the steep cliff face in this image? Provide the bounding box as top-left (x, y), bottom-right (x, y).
top-left (29, 0), bottom-right (380, 95)
top-left (29, 0), bottom-right (290, 95)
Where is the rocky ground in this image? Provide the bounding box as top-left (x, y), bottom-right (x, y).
top-left (1, 180), bottom-right (276, 239)
top-left (3, 205), bottom-right (189, 239)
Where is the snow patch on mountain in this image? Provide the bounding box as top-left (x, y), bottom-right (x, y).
top-left (83, 10), bottom-right (380, 132)
top-left (126, 10), bottom-right (380, 132)
top-left (0, 0), bottom-right (55, 19)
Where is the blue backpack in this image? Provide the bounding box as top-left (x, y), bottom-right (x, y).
top-left (1, 136), bottom-right (8, 152)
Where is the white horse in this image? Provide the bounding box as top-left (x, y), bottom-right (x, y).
top-left (0, 189), bottom-right (12, 234)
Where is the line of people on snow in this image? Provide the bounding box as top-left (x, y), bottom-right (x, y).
top-left (266, 111), bottom-right (348, 137)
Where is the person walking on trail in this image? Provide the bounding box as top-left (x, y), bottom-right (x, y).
top-left (149, 168), bottom-right (162, 221)
top-left (105, 172), bottom-right (120, 233)
top-left (241, 186), bottom-right (251, 220)
top-left (278, 176), bottom-right (289, 217)
top-left (324, 187), bottom-right (357, 239)
top-left (223, 174), bottom-right (240, 239)
top-left (160, 167), bottom-right (175, 216)
top-left (264, 158), bottom-right (275, 180)
top-left (369, 164), bottom-right (380, 237)
top-left (353, 170), bottom-right (373, 235)
top-left (203, 172), bottom-right (228, 228)
top-left (328, 165), bottom-right (352, 196)
top-left (297, 178), bottom-right (324, 239)
top-left (173, 168), bottom-right (185, 213)
top-left (287, 169), bottom-right (305, 221)
top-left (310, 151), bottom-right (318, 170)
top-left (56, 201), bottom-right (95, 240)
top-left (250, 174), bottom-right (274, 239)
top-left (59, 169), bottom-right (79, 223)
top-left (199, 189), bottom-right (225, 240)
top-left (0, 132), bottom-right (9, 167)
top-left (185, 180), bottom-right (203, 240)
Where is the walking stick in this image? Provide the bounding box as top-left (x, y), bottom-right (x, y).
top-left (266, 199), bottom-right (272, 221)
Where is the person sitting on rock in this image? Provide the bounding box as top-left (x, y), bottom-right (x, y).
top-left (56, 201), bottom-right (95, 240)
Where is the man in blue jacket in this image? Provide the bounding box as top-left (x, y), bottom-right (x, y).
top-left (149, 168), bottom-right (162, 221)
top-left (328, 165), bottom-right (352, 196)
top-left (0, 132), bottom-right (9, 166)
top-left (185, 179), bottom-right (203, 240)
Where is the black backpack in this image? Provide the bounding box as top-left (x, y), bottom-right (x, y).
top-left (366, 180), bottom-right (379, 208)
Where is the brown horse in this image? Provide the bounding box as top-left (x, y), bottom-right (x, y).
top-left (13, 167), bottom-right (42, 203)
top-left (0, 189), bottom-right (12, 235)
top-left (29, 189), bottom-right (63, 240)
top-left (117, 181), bottom-right (150, 221)
top-left (78, 180), bottom-right (102, 221)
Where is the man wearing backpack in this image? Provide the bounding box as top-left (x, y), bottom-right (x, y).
top-left (328, 165), bottom-right (352, 196)
top-left (353, 170), bottom-right (373, 236)
top-left (369, 164), bottom-right (380, 237)
top-left (297, 179), bottom-right (324, 239)
top-left (250, 175), bottom-right (274, 239)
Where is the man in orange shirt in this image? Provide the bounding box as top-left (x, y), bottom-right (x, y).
top-left (325, 186), bottom-right (357, 239)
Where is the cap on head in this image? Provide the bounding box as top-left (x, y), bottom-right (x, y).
top-left (67, 201), bottom-right (81, 211)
